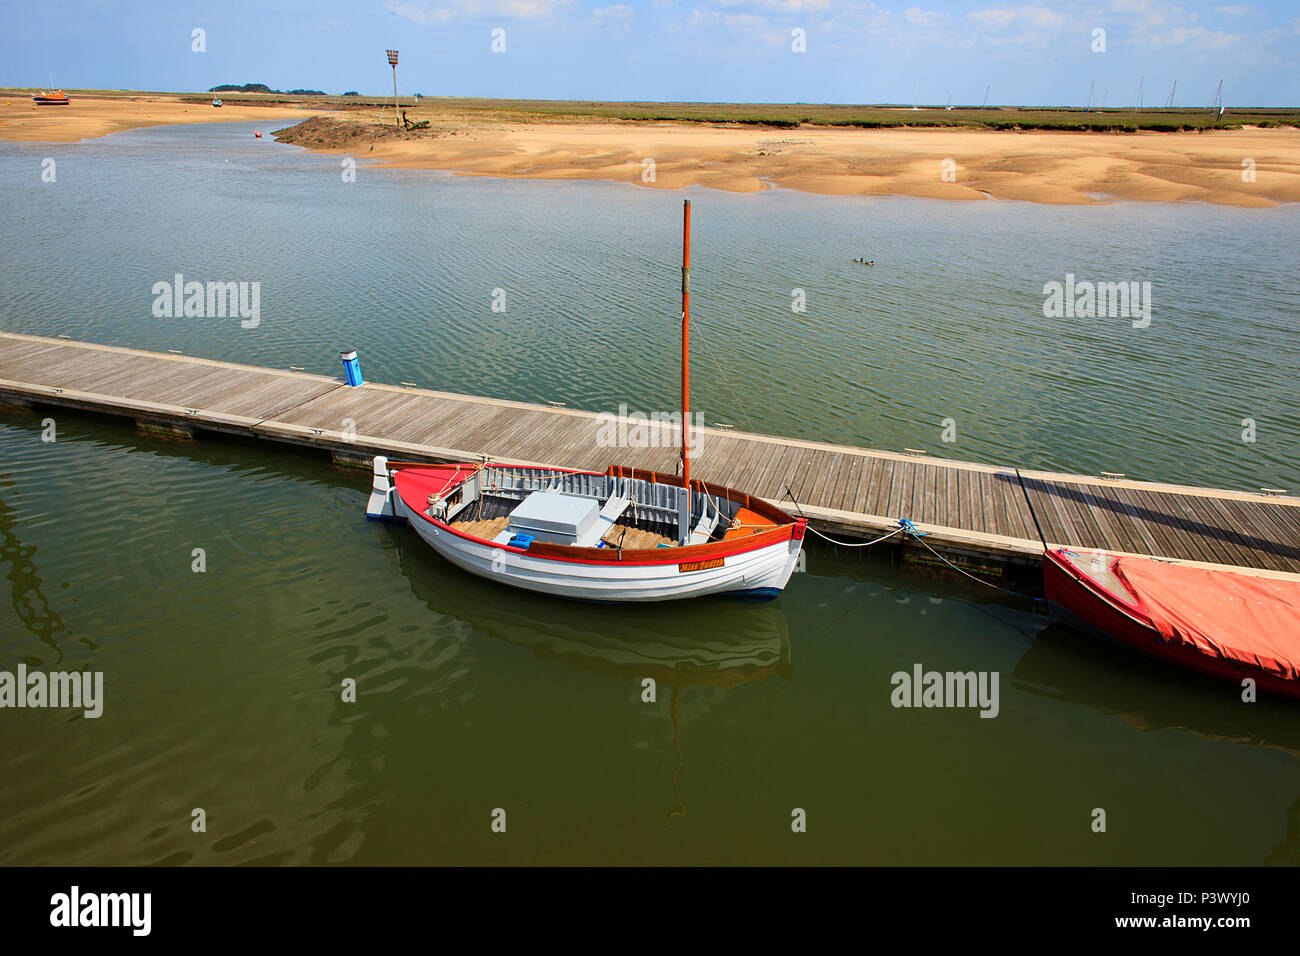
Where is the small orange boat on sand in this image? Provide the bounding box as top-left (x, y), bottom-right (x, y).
top-left (32, 90), bottom-right (70, 106)
top-left (1045, 547), bottom-right (1300, 699)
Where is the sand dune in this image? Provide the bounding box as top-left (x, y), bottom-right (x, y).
top-left (0, 94), bottom-right (322, 142)
top-left (2, 93), bottom-right (1297, 206)
top-left (299, 114), bottom-right (1300, 206)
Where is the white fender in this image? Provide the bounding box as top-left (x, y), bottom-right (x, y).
top-left (365, 455), bottom-right (399, 521)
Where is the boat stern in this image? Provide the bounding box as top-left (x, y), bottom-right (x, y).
top-left (365, 456), bottom-right (400, 521)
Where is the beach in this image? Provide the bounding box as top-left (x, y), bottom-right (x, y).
top-left (1, 93), bottom-right (1297, 205)
top-left (0, 93), bottom-right (322, 142)
top-left (294, 114), bottom-right (1300, 206)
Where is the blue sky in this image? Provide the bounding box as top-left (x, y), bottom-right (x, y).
top-left (5, 1), bottom-right (1297, 106)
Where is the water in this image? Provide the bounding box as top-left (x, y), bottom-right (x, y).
top-left (1, 122), bottom-right (1298, 864)
top-left (1, 121), bottom-right (1296, 490)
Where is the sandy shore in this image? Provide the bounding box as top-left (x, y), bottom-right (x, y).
top-left (3, 94), bottom-right (1297, 205)
top-left (304, 115), bottom-right (1300, 206)
top-left (0, 94), bottom-right (322, 142)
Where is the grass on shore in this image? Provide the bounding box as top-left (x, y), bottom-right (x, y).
top-left (4, 88), bottom-right (1298, 131)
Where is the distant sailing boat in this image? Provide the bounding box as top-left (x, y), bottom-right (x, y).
top-left (31, 90), bottom-right (70, 106)
top-left (367, 200), bottom-right (807, 602)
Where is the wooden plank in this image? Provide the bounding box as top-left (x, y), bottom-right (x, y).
top-left (1175, 492), bottom-right (1264, 570)
top-left (715, 435), bottom-right (765, 491)
top-left (1127, 486), bottom-right (1217, 565)
top-left (754, 443), bottom-right (804, 503)
top-left (1077, 485), bottom-right (1145, 556)
top-left (1192, 493), bottom-right (1282, 570)
top-left (4, 332), bottom-right (1299, 575)
top-left (856, 454), bottom-right (886, 516)
top-left (911, 463), bottom-right (936, 524)
top-left (805, 449), bottom-right (844, 510)
top-left (944, 464), bottom-right (961, 534)
top-left (884, 457), bottom-right (910, 519)
top-left (827, 449), bottom-right (864, 516)
top-left (1036, 481), bottom-right (1079, 546)
top-left (988, 471), bottom-right (1015, 540)
top-left (1003, 473), bottom-right (1037, 541)
top-left (1214, 498), bottom-right (1300, 571)
top-left (1062, 482), bottom-right (1112, 550)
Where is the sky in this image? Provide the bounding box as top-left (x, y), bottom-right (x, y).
top-left (4, 0), bottom-right (1298, 106)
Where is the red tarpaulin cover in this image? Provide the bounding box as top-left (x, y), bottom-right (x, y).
top-left (1113, 557), bottom-right (1300, 680)
top-left (394, 465), bottom-right (475, 514)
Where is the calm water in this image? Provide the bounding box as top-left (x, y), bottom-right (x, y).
top-left (1, 122), bottom-right (1298, 865)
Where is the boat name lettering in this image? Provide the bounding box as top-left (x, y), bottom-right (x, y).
top-left (678, 558), bottom-right (724, 573)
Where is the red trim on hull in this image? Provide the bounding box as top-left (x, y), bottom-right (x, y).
top-left (391, 462), bottom-right (798, 566)
top-left (1044, 550), bottom-right (1300, 700)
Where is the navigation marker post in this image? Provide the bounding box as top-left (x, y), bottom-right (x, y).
top-left (386, 49), bottom-right (400, 128)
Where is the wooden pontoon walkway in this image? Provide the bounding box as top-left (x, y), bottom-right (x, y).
top-left (2, 332), bottom-right (1298, 578)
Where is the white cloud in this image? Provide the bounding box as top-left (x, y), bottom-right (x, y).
top-left (967, 8), bottom-right (1016, 31)
top-left (903, 6), bottom-right (946, 26)
top-left (383, 0), bottom-right (453, 23)
top-left (1148, 24), bottom-right (1244, 49)
top-left (687, 7), bottom-right (767, 30)
top-left (714, 0), bottom-right (830, 9)
top-left (382, 0), bottom-right (575, 22)
top-left (593, 3), bottom-right (634, 24)
top-left (1016, 6), bottom-right (1066, 29)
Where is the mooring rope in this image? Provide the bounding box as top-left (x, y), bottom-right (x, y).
top-left (781, 487), bottom-right (904, 548)
top-left (781, 486), bottom-right (1043, 601)
top-left (899, 524), bottom-right (1043, 603)
top-left (808, 523), bottom-right (907, 548)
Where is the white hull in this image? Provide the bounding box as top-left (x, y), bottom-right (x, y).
top-left (394, 492), bottom-right (799, 603)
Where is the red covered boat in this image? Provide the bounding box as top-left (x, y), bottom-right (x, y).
top-left (1044, 547), bottom-right (1300, 699)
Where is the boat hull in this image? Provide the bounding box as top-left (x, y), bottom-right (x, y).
top-left (396, 490), bottom-right (799, 602)
top-left (1044, 549), bottom-right (1300, 700)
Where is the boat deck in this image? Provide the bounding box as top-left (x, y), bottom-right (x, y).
top-left (452, 514), bottom-right (675, 551)
top-left (2, 332), bottom-right (1298, 577)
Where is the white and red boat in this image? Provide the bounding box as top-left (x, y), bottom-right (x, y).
top-left (365, 200), bottom-right (806, 602)
top-left (1044, 547), bottom-right (1300, 699)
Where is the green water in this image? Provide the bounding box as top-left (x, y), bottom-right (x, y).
top-left (2, 414), bottom-right (1299, 864)
top-left (1, 121), bottom-right (1298, 864)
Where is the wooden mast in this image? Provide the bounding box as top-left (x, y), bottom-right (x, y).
top-left (681, 199), bottom-right (691, 501)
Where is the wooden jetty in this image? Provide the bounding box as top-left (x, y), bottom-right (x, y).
top-left (2, 331), bottom-right (1298, 581)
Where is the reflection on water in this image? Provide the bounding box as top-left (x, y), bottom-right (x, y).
top-left (1014, 623), bottom-right (1300, 863)
top-left (1, 393), bottom-right (1298, 864)
top-left (1014, 623), bottom-right (1300, 756)
top-left (0, 485), bottom-right (69, 663)
top-left (391, 529), bottom-right (792, 824)
top-left (393, 531), bottom-right (792, 686)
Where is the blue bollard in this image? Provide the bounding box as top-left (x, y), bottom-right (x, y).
top-left (340, 349), bottom-right (363, 386)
